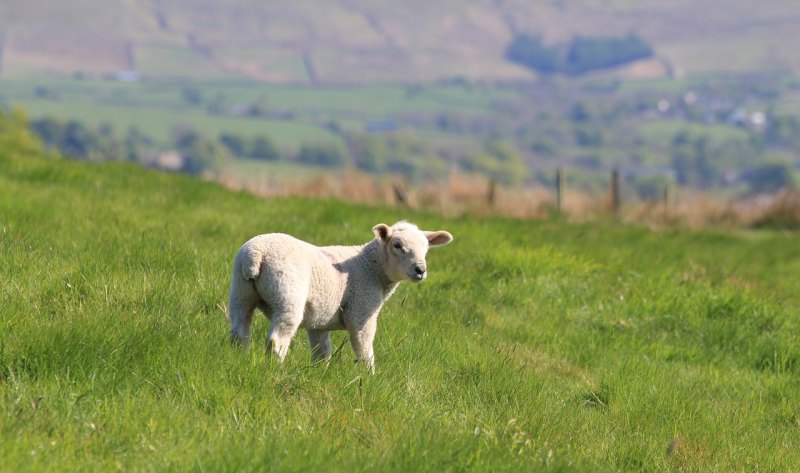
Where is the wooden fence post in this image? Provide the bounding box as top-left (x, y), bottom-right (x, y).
top-left (610, 169), bottom-right (620, 216)
top-left (556, 167), bottom-right (565, 214)
top-left (393, 182), bottom-right (408, 207)
top-left (487, 178), bottom-right (496, 208)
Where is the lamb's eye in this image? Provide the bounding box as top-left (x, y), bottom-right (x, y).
top-left (393, 242), bottom-right (405, 253)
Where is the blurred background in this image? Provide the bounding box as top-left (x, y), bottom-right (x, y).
top-left (2, 0), bottom-right (799, 223)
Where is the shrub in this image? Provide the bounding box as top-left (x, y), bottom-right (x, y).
top-left (296, 142), bottom-right (347, 167)
top-left (741, 163), bottom-right (796, 195)
top-left (751, 190), bottom-right (800, 230)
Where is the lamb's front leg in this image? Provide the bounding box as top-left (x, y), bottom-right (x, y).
top-left (347, 315), bottom-right (377, 373)
top-left (307, 329), bottom-right (332, 363)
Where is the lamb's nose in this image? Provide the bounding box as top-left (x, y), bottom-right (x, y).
top-left (414, 265), bottom-right (426, 276)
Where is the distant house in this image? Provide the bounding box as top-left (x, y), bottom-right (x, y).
top-left (156, 151), bottom-right (183, 171)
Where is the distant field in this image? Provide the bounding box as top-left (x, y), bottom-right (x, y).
top-left (3, 73), bottom-right (800, 202)
top-left (635, 120), bottom-right (751, 148)
top-left (2, 137), bottom-right (799, 471)
top-left (15, 99), bottom-right (340, 151)
top-left (0, 78), bottom-right (509, 152)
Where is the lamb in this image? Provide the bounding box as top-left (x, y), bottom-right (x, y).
top-left (226, 221), bottom-right (453, 371)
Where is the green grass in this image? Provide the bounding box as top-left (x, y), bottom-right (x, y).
top-left (2, 150), bottom-right (800, 471)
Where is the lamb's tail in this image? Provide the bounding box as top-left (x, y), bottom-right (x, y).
top-left (238, 244), bottom-right (264, 281)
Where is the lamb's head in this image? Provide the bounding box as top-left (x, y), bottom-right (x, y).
top-left (372, 221), bottom-right (453, 283)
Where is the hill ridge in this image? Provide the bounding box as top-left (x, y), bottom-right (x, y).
top-left (1, 0), bottom-right (799, 82)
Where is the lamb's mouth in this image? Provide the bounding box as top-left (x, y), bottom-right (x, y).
top-left (409, 273), bottom-right (426, 282)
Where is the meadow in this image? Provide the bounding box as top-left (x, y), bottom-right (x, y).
top-left (2, 148), bottom-right (799, 471)
top-left (0, 78), bottom-right (503, 152)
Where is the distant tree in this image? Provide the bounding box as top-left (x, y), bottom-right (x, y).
top-left (765, 114), bottom-right (800, 151)
top-left (33, 86), bottom-right (58, 100)
top-left (296, 142), bottom-right (347, 167)
top-left (347, 133), bottom-right (388, 173)
top-left (563, 35), bottom-right (653, 75)
top-left (219, 132), bottom-right (248, 157)
top-left (529, 137), bottom-right (558, 156)
top-left (98, 122), bottom-right (114, 137)
top-left (574, 126), bottom-right (604, 147)
top-left (250, 136), bottom-right (280, 161)
top-left (180, 139), bottom-right (230, 175)
top-left (463, 140), bottom-right (528, 186)
top-left (569, 102), bottom-right (595, 123)
top-left (172, 126), bottom-right (201, 150)
top-left (61, 120), bottom-right (94, 158)
top-left (742, 163), bottom-right (796, 194)
top-left (172, 126), bottom-right (230, 175)
top-left (345, 132), bottom-right (444, 182)
top-left (670, 131), bottom-right (716, 188)
top-left (182, 87), bottom-right (203, 105)
top-left (386, 132), bottom-right (444, 182)
top-left (505, 34), bottom-right (560, 74)
top-left (435, 111), bottom-right (468, 133)
top-left (505, 33), bottom-right (653, 76)
top-left (29, 116), bottom-right (137, 162)
top-left (1, 108), bottom-right (46, 159)
top-left (30, 117), bottom-right (64, 150)
top-left (124, 127), bottom-right (154, 163)
top-left (246, 101), bottom-right (269, 117)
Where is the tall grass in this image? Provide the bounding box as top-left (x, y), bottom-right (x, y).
top-left (220, 168), bottom-right (800, 230)
top-left (2, 153), bottom-right (799, 471)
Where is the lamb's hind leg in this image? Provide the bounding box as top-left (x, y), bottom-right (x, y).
top-left (228, 274), bottom-right (258, 346)
top-left (265, 300), bottom-right (305, 362)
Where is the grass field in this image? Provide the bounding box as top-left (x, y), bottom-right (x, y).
top-left (0, 78), bottom-right (506, 153)
top-left (2, 147), bottom-right (800, 470)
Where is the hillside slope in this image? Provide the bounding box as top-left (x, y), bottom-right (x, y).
top-left (2, 114), bottom-right (800, 470)
top-left (1, 0), bottom-right (799, 82)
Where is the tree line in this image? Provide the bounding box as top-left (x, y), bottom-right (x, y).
top-left (24, 113), bottom-right (797, 195)
top-left (25, 116), bottom-right (530, 185)
top-left (506, 34), bottom-right (653, 75)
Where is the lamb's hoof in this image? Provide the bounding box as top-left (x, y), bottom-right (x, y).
top-left (229, 332), bottom-right (250, 347)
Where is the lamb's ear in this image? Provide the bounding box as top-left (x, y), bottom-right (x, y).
top-left (424, 230), bottom-right (453, 247)
top-left (372, 223), bottom-right (392, 242)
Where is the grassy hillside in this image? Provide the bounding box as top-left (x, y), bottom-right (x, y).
top-left (2, 0), bottom-right (800, 82)
top-left (2, 134), bottom-right (800, 470)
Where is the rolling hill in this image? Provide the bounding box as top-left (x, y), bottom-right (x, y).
top-left (2, 105), bottom-right (800, 471)
top-left (1, 0), bottom-right (799, 83)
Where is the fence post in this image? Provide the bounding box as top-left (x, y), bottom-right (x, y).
top-left (663, 185), bottom-right (671, 212)
top-left (556, 167), bottom-right (565, 214)
top-left (487, 178), bottom-right (496, 208)
top-left (393, 182), bottom-right (408, 207)
top-left (610, 169), bottom-right (620, 216)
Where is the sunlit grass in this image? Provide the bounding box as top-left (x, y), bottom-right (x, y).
top-left (2, 153), bottom-right (799, 471)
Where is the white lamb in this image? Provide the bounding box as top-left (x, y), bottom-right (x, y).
top-left (227, 221), bottom-right (453, 371)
